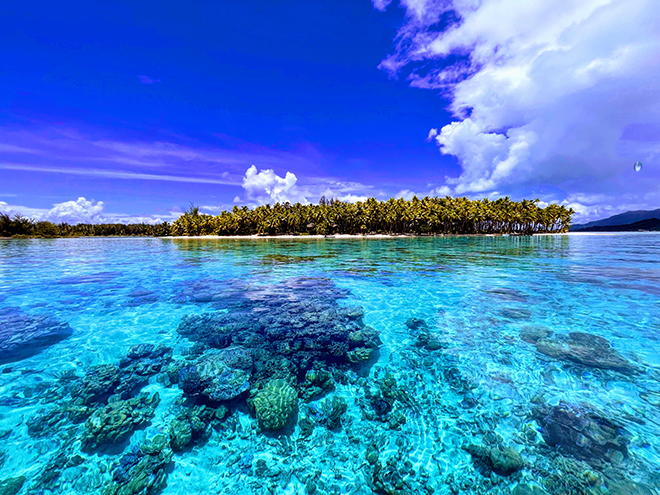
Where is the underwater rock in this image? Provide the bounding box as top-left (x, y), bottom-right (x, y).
top-left (125, 289), bottom-right (159, 307)
top-left (498, 308), bottom-right (532, 320)
top-left (168, 418), bottom-right (192, 451)
top-left (298, 415), bottom-right (315, 438)
top-left (103, 436), bottom-right (172, 495)
top-left (212, 346), bottom-right (253, 371)
top-left (487, 288), bottom-right (528, 302)
top-left (489, 446), bottom-right (524, 475)
top-left (347, 347), bottom-right (375, 363)
top-left (169, 405), bottom-right (225, 451)
top-left (386, 410), bottom-right (406, 430)
top-left (252, 379), bottom-right (297, 430)
top-left (81, 392), bottom-right (160, 450)
top-left (534, 332), bottom-right (635, 374)
top-left (115, 345), bottom-right (173, 398)
top-left (325, 395), bottom-right (348, 430)
top-left (540, 456), bottom-right (602, 495)
top-left (370, 453), bottom-right (431, 495)
top-left (520, 326), bottom-right (553, 344)
top-left (79, 364), bottom-right (121, 404)
top-left (0, 476), bottom-right (26, 495)
top-left (405, 317), bottom-right (428, 330)
top-left (179, 349), bottom-right (251, 401)
top-left (176, 278), bottom-right (380, 383)
top-left (301, 368), bottom-right (334, 401)
top-left (365, 443), bottom-right (379, 465)
top-left (26, 405), bottom-right (77, 438)
top-left (606, 480), bottom-right (654, 495)
top-left (120, 344), bottom-right (173, 374)
top-left (465, 444), bottom-right (524, 476)
top-left (415, 329), bottom-right (445, 351)
top-left (512, 484), bottom-right (548, 495)
top-left (533, 402), bottom-right (628, 465)
top-left (0, 308), bottom-right (73, 364)
top-left (77, 345), bottom-right (172, 406)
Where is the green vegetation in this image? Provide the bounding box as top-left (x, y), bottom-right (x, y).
top-left (0, 212), bottom-right (169, 238)
top-left (171, 197), bottom-right (573, 236)
top-left (1, 196), bottom-right (573, 238)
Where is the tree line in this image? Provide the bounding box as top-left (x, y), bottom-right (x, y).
top-left (170, 197), bottom-right (573, 236)
top-left (0, 213), bottom-right (169, 238)
top-left (1, 197), bottom-right (573, 238)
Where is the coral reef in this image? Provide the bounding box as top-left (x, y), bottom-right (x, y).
top-left (251, 379), bottom-right (298, 430)
top-left (0, 307), bottom-right (73, 364)
top-left (533, 402), bottom-right (628, 466)
top-left (0, 476), bottom-right (26, 495)
top-left (179, 349), bottom-right (251, 401)
top-left (176, 278), bottom-right (381, 385)
top-left (465, 444), bottom-right (524, 476)
top-left (532, 331), bottom-right (635, 374)
top-left (103, 435), bottom-right (172, 495)
top-left (168, 405), bottom-right (227, 451)
top-left (81, 392), bottom-right (160, 450)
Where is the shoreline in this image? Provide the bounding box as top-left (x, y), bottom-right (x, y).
top-left (4, 232), bottom-right (657, 241)
top-left (167, 233), bottom-right (567, 239)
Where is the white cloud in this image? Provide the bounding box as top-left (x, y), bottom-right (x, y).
top-left (426, 128), bottom-right (438, 141)
top-left (372, 0), bottom-right (393, 12)
top-left (0, 197), bottom-right (180, 225)
top-left (242, 165), bottom-right (308, 205)
top-left (236, 166), bottom-right (383, 206)
top-left (377, 0), bottom-right (660, 216)
top-left (46, 197), bottom-right (105, 224)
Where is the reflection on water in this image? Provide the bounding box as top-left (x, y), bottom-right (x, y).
top-left (0, 234), bottom-right (659, 494)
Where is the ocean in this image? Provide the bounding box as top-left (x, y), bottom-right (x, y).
top-left (0, 234), bottom-right (658, 495)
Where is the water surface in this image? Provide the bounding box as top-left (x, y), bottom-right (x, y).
top-left (0, 234), bottom-right (658, 494)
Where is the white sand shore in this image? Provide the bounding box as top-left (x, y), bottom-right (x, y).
top-left (165, 233), bottom-right (565, 240)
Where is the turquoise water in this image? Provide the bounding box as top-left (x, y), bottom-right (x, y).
top-left (0, 234), bottom-right (659, 495)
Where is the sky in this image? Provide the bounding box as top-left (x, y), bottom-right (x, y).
top-left (1, 0), bottom-right (659, 224)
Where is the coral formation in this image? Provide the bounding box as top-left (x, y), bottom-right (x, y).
top-left (81, 392), bottom-right (160, 450)
top-left (179, 349), bottom-right (251, 401)
top-left (533, 402), bottom-right (628, 465)
top-left (532, 332), bottom-right (635, 374)
top-left (0, 476), bottom-right (26, 495)
top-left (252, 379), bottom-right (297, 430)
top-left (0, 307), bottom-right (73, 364)
top-left (103, 435), bottom-right (172, 495)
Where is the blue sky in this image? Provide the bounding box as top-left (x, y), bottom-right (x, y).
top-left (1, 0), bottom-right (659, 223)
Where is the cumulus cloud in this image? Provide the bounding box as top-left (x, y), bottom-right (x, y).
top-left (236, 166), bottom-right (382, 206)
top-left (0, 197), bottom-right (179, 225)
top-left (242, 165), bottom-right (308, 205)
top-left (377, 0), bottom-right (660, 221)
top-left (46, 197), bottom-right (105, 224)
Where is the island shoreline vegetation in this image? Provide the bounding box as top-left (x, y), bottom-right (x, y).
top-left (1, 196), bottom-right (573, 239)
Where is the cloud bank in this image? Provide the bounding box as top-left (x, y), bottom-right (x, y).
top-left (0, 197), bottom-right (179, 225)
top-left (237, 166), bottom-right (378, 206)
top-left (378, 0), bottom-right (660, 221)
top-left (242, 165), bottom-right (308, 205)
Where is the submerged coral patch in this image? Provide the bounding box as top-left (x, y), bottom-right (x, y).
top-left (0, 307), bottom-right (73, 364)
top-left (533, 401), bottom-right (628, 466)
top-left (533, 331), bottom-right (635, 374)
top-left (176, 277), bottom-right (381, 385)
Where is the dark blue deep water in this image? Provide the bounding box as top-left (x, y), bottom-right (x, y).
top-left (0, 234), bottom-right (659, 495)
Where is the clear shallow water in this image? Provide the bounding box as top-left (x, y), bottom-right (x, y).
top-left (0, 234), bottom-right (659, 495)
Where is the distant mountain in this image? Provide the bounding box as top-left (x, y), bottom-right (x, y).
top-left (571, 208), bottom-right (660, 230)
top-left (572, 217), bottom-right (660, 232)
